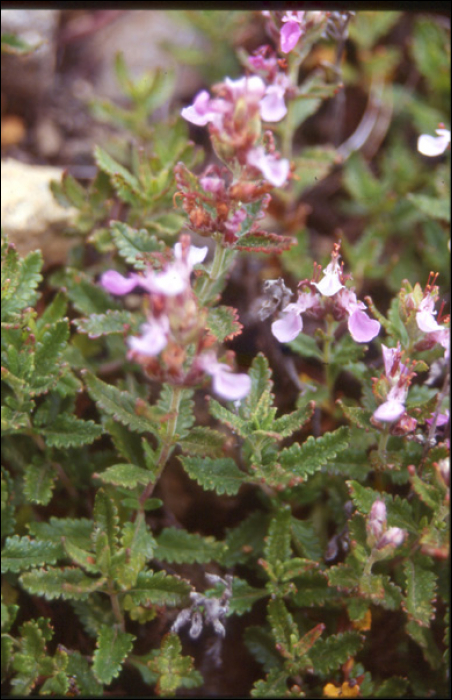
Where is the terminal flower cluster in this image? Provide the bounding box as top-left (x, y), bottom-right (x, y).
top-left (181, 75), bottom-right (289, 187)
top-left (401, 273), bottom-right (450, 358)
top-left (270, 243), bottom-right (381, 344)
top-left (100, 235), bottom-right (250, 401)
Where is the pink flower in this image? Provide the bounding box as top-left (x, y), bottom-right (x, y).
top-left (271, 292), bottom-right (319, 342)
top-left (314, 257), bottom-right (344, 297)
top-left (180, 90), bottom-right (223, 127)
top-left (101, 270), bottom-right (140, 295)
top-left (417, 128), bottom-right (450, 157)
top-left (199, 353), bottom-right (251, 401)
top-left (368, 499), bottom-right (386, 541)
top-left (247, 146), bottom-right (290, 187)
top-left (280, 12), bottom-right (306, 53)
top-left (127, 317), bottom-right (169, 357)
top-left (375, 527), bottom-right (406, 550)
top-left (373, 344), bottom-right (411, 423)
top-left (335, 289), bottom-right (381, 343)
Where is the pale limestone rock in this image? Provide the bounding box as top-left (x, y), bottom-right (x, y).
top-left (1, 159), bottom-right (78, 266)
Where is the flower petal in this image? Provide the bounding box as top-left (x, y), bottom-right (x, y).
top-left (348, 310), bottom-right (380, 343)
top-left (101, 270), bottom-right (138, 295)
top-left (212, 366), bottom-right (251, 401)
top-left (247, 147), bottom-right (290, 187)
top-left (417, 129), bottom-right (451, 157)
top-left (127, 321), bottom-right (168, 356)
top-left (373, 400), bottom-right (405, 422)
top-left (280, 21), bottom-right (303, 53)
top-left (271, 310), bottom-right (302, 342)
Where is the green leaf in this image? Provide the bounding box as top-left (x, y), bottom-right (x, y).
top-left (147, 633), bottom-right (202, 697)
top-left (179, 426), bottom-right (225, 457)
top-left (10, 619), bottom-right (52, 696)
top-left (279, 426), bottom-right (350, 478)
top-left (206, 305), bottom-right (243, 342)
top-left (28, 517), bottom-right (93, 554)
top-left (272, 403), bottom-right (314, 438)
top-left (221, 511), bottom-right (268, 567)
top-left (234, 231), bottom-right (295, 253)
top-left (1, 245), bottom-right (42, 321)
top-left (95, 463), bottom-right (153, 489)
top-left (308, 631), bottom-right (363, 676)
top-left (93, 489), bottom-right (119, 575)
top-left (64, 268), bottom-right (120, 315)
top-left (292, 146), bottom-right (337, 195)
top-left (402, 557), bottom-right (437, 627)
top-left (337, 400), bottom-right (375, 431)
top-left (1, 468), bottom-right (15, 539)
top-left (92, 624), bottom-right (135, 685)
top-left (374, 677), bottom-right (410, 698)
top-left (23, 461), bottom-right (56, 506)
top-left (245, 626), bottom-right (282, 673)
top-left (154, 528), bottom-right (225, 564)
top-left (406, 620), bottom-right (442, 670)
top-left (126, 570), bottom-right (190, 607)
top-left (66, 651), bottom-right (103, 696)
top-left (289, 332), bottom-right (323, 360)
top-left (84, 371), bottom-right (160, 434)
top-left (228, 578), bottom-right (267, 616)
top-left (155, 385), bottom-right (195, 440)
top-left (408, 193), bottom-right (450, 222)
top-left (110, 221), bottom-right (165, 270)
top-left (74, 309), bottom-right (140, 338)
top-left (291, 517), bottom-right (322, 561)
top-left (1, 536), bottom-right (61, 573)
top-left (251, 668), bottom-right (292, 698)
top-left (71, 596), bottom-right (116, 638)
top-left (94, 147), bottom-right (141, 204)
top-left (264, 506), bottom-right (292, 571)
top-left (180, 456), bottom-right (246, 495)
top-left (38, 415), bottom-right (103, 448)
top-left (20, 567), bottom-right (106, 600)
top-left (117, 520), bottom-right (156, 588)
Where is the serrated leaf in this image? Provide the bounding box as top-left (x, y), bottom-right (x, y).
top-left (154, 528), bottom-right (225, 564)
top-left (337, 400), bottom-right (375, 430)
top-left (66, 651), bottom-right (103, 696)
top-left (308, 631), bottom-right (363, 676)
top-left (126, 570), bottom-right (190, 606)
top-left (23, 462), bottom-right (56, 506)
top-left (10, 619), bottom-right (52, 695)
top-left (92, 624), bottom-right (135, 685)
top-left (20, 567), bottom-right (106, 600)
top-left (279, 426), bottom-right (350, 478)
top-left (289, 332), bottom-right (323, 360)
top-left (96, 463), bottom-right (153, 489)
top-left (267, 598), bottom-right (299, 660)
top-left (359, 574), bottom-right (403, 610)
top-left (227, 578), bottom-right (267, 616)
top-left (264, 506), bottom-right (292, 571)
top-left (221, 511), bottom-right (269, 567)
top-left (110, 220), bottom-right (165, 269)
top-left (155, 385), bottom-right (195, 440)
top-left (272, 403), bottom-right (314, 438)
top-left (406, 620), bottom-right (442, 670)
top-left (244, 626), bottom-right (283, 673)
top-left (64, 539), bottom-right (99, 574)
top-left (180, 456), bottom-right (246, 495)
top-left (93, 489), bottom-right (119, 574)
top-left (234, 231), bottom-right (295, 253)
top-left (206, 305), bottom-right (243, 342)
top-left (39, 415), bottom-right (103, 448)
top-left (117, 520), bottom-right (156, 588)
top-left (148, 633), bottom-right (202, 697)
top-left (71, 596), bottom-right (116, 638)
top-left (179, 426), bottom-right (225, 457)
top-left (251, 668), bottom-right (292, 698)
top-left (291, 517), bottom-right (322, 560)
top-left (1, 468), bottom-right (15, 539)
top-left (402, 558), bottom-right (437, 627)
top-left (64, 269), bottom-right (121, 315)
top-left (1, 536), bottom-right (61, 573)
top-left (1, 246), bottom-right (42, 321)
top-left (84, 371), bottom-right (160, 433)
top-left (74, 309), bottom-right (140, 338)
top-left (208, 398), bottom-right (248, 436)
top-left (28, 517), bottom-right (93, 554)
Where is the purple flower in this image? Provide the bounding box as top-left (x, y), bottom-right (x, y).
top-left (246, 147), bottom-right (290, 187)
top-left (181, 90), bottom-right (223, 127)
top-left (417, 128), bottom-right (450, 157)
top-left (415, 291), bottom-right (450, 358)
top-left (199, 352), bottom-right (251, 401)
top-left (368, 499), bottom-right (387, 541)
top-left (101, 270), bottom-right (140, 295)
top-left (335, 289), bottom-right (381, 343)
top-left (271, 292), bottom-right (319, 342)
top-left (375, 527), bottom-right (406, 550)
top-left (314, 257), bottom-right (344, 297)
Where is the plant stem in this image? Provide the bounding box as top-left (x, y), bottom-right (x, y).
top-left (197, 239), bottom-right (235, 307)
top-left (138, 384), bottom-right (183, 510)
top-left (108, 581), bottom-right (125, 632)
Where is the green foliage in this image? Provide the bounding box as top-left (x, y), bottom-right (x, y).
top-left (180, 456), bottom-right (247, 495)
top-left (154, 528), bottom-right (225, 564)
top-left (146, 633), bottom-right (203, 697)
top-left (92, 625), bottom-right (135, 685)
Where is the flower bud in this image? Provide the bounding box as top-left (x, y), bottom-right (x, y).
top-left (376, 526), bottom-right (406, 551)
top-left (367, 499), bottom-right (386, 540)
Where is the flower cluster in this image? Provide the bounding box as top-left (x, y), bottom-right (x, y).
top-left (371, 344), bottom-right (417, 432)
top-left (366, 499), bottom-right (406, 552)
top-left (262, 10), bottom-right (328, 54)
top-left (100, 235), bottom-right (251, 401)
top-left (181, 75), bottom-right (289, 187)
top-left (400, 273), bottom-right (450, 359)
top-left (270, 243), bottom-right (381, 344)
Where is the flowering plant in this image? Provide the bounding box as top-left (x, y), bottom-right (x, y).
top-left (1, 9), bottom-right (449, 699)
